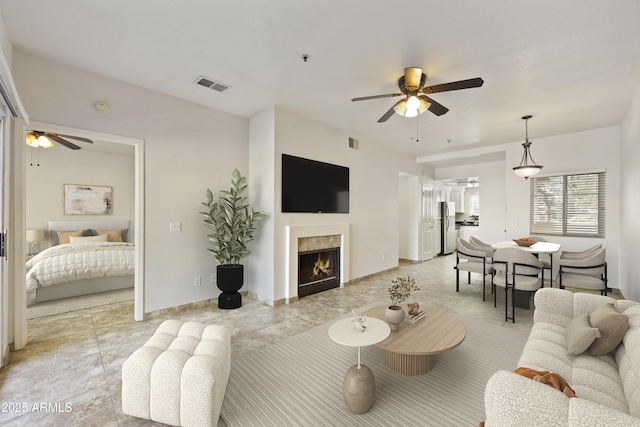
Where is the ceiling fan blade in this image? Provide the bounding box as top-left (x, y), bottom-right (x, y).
top-left (377, 100), bottom-right (403, 123)
top-left (57, 133), bottom-right (93, 144)
top-left (352, 93), bottom-right (403, 102)
top-left (48, 135), bottom-right (81, 150)
top-left (422, 77), bottom-right (484, 94)
top-left (404, 67), bottom-right (423, 90)
top-left (422, 95), bottom-right (449, 116)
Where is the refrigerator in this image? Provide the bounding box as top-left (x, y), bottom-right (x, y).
top-left (438, 201), bottom-right (456, 255)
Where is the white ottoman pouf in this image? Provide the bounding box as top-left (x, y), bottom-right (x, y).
top-left (122, 320), bottom-right (231, 426)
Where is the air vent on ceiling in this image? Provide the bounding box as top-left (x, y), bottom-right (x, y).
top-left (348, 137), bottom-right (359, 149)
top-left (194, 76), bottom-right (230, 92)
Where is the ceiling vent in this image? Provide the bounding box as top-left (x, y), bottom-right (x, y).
top-left (348, 137), bottom-right (359, 149)
top-left (194, 76), bottom-right (230, 92)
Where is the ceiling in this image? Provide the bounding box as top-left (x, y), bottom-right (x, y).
top-left (2, 1), bottom-right (640, 164)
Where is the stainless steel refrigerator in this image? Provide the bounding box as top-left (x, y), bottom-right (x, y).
top-left (438, 201), bottom-right (456, 255)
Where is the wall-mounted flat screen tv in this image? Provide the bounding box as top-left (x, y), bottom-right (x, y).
top-left (281, 154), bottom-right (349, 213)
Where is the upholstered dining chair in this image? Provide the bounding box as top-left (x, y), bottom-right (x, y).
top-left (469, 236), bottom-right (496, 258)
top-left (455, 238), bottom-right (494, 301)
top-left (559, 244), bottom-right (603, 260)
top-left (526, 236), bottom-right (552, 286)
top-left (557, 248), bottom-right (608, 295)
top-left (492, 247), bottom-right (544, 323)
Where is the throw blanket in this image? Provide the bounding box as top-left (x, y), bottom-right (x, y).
top-left (479, 367), bottom-right (575, 427)
top-left (514, 367), bottom-right (576, 398)
top-left (26, 242), bottom-right (135, 305)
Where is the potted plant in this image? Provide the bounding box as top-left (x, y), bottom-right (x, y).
top-left (201, 169), bottom-right (266, 309)
top-left (386, 276), bottom-right (420, 330)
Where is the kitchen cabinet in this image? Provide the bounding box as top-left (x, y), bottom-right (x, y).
top-left (459, 226), bottom-right (479, 241)
top-left (451, 190), bottom-right (464, 213)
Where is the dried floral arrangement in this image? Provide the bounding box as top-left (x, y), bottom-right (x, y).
top-left (388, 276), bottom-right (420, 306)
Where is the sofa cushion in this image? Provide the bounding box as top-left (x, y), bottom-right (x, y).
top-left (617, 305), bottom-right (640, 418)
top-left (589, 303), bottom-right (629, 356)
top-left (564, 314), bottom-right (600, 356)
top-left (519, 321), bottom-right (628, 413)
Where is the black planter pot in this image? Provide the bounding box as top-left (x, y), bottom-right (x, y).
top-left (217, 264), bottom-right (243, 309)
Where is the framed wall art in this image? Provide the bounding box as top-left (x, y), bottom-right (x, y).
top-left (63, 184), bottom-right (113, 215)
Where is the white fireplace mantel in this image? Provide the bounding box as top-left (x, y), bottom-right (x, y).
top-left (286, 223), bottom-right (350, 301)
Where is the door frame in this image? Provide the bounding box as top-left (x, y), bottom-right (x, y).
top-left (13, 121), bottom-right (145, 349)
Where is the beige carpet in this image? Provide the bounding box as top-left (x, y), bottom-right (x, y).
top-left (26, 288), bottom-right (134, 319)
top-left (221, 307), bottom-right (529, 426)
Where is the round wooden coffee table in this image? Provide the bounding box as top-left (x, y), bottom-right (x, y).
top-left (363, 304), bottom-right (466, 376)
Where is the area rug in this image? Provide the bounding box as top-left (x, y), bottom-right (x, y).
top-left (26, 288), bottom-right (134, 319)
top-left (221, 308), bottom-right (530, 426)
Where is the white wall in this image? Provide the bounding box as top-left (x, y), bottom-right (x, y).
top-left (434, 126), bottom-right (621, 287)
top-left (248, 108), bottom-right (276, 303)
top-left (248, 108), bottom-right (425, 304)
top-left (435, 160), bottom-right (507, 244)
top-left (14, 52), bottom-right (249, 312)
top-left (620, 83), bottom-right (640, 301)
top-left (398, 174), bottom-right (421, 261)
top-left (505, 126), bottom-right (621, 286)
top-left (25, 147), bottom-right (135, 247)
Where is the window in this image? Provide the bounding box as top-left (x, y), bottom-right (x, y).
top-left (530, 171), bottom-right (605, 237)
top-left (469, 194), bottom-right (480, 216)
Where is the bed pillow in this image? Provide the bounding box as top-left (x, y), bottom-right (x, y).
top-left (56, 230), bottom-right (83, 244)
top-left (69, 234), bottom-right (109, 244)
top-left (564, 314), bottom-right (600, 356)
top-left (588, 303), bottom-right (629, 356)
top-left (97, 229), bottom-right (123, 242)
top-left (51, 229), bottom-right (93, 245)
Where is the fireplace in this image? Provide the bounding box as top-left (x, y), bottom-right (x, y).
top-left (298, 247), bottom-right (340, 297)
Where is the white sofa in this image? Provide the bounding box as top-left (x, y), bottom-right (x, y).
top-left (484, 288), bottom-right (640, 426)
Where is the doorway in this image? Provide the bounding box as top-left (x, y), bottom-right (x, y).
top-left (15, 121), bottom-right (144, 349)
top-left (422, 184), bottom-right (435, 261)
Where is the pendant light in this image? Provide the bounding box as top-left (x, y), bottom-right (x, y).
top-left (513, 115), bottom-right (542, 179)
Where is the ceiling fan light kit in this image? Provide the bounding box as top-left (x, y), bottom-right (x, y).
top-left (25, 133), bottom-right (54, 148)
top-left (25, 130), bottom-right (94, 151)
top-left (351, 67), bottom-right (484, 123)
top-left (512, 115), bottom-right (543, 180)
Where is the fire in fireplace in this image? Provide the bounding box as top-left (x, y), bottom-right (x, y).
top-left (298, 247), bottom-right (340, 297)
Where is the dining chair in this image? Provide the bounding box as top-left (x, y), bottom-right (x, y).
top-left (492, 247), bottom-right (544, 323)
top-left (559, 244), bottom-right (603, 260)
top-left (557, 248), bottom-right (608, 295)
top-left (469, 236), bottom-right (495, 257)
top-left (527, 236), bottom-right (552, 286)
top-left (454, 238), bottom-right (494, 301)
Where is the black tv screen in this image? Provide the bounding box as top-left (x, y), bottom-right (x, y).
top-left (282, 154), bottom-right (349, 213)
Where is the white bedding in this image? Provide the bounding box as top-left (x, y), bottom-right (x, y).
top-left (26, 242), bottom-right (135, 305)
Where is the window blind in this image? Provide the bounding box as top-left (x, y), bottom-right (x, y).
top-left (530, 171), bottom-right (605, 237)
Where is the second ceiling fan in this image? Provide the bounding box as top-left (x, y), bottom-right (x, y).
top-left (352, 67), bottom-right (484, 123)
top-left (26, 130), bottom-right (94, 150)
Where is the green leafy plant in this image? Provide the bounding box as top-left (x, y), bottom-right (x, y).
top-left (201, 169), bottom-right (266, 265)
top-left (388, 276), bottom-right (420, 306)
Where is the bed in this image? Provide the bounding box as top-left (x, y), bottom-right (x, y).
top-left (25, 220), bottom-right (135, 306)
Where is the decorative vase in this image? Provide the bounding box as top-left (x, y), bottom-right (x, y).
top-left (217, 264), bottom-right (244, 309)
top-left (385, 305), bottom-right (405, 330)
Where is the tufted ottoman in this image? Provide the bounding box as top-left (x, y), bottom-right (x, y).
top-left (122, 320), bottom-right (231, 426)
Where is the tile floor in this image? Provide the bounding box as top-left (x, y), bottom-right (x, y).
top-left (0, 253), bottom-right (616, 425)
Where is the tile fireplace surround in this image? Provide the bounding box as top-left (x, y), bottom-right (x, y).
top-left (285, 223), bottom-right (350, 302)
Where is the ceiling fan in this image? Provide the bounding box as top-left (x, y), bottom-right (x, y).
top-left (351, 67), bottom-right (484, 123)
top-left (26, 130), bottom-right (93, 150)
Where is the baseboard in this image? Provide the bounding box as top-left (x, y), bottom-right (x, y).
top-left (348, 266), bottom-right (399, 285)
